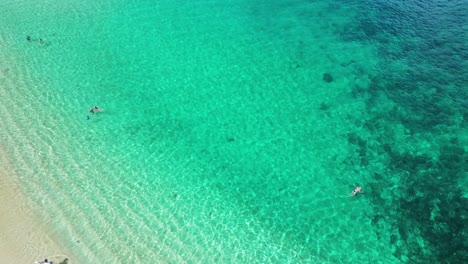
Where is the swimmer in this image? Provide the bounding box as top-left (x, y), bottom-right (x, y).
top-left (39, 38), bottom-right (44, 44)
top-left (27, 35), bottom-right (31, 41)
top-left (93, 106), bottom-right (102, 112)
top-left (349, 186), bottom-right (362, 196)
top-left (86, 115), bottom-right (90, 120)
top-left (88, 108), bottom-right (95, 114)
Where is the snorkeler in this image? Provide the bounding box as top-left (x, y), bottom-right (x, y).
top-left (350, 186), bottom-right (362, 196)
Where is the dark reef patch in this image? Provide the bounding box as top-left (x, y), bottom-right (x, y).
top-left (336, 1), bottom-right (468, 262)
top-left (347, 132), bottom-right (368, 165)
top-left (319, 102), bottom-right (330, 111)
top-left (322, 73), bottom-right (333, 83)
top-left (369, 142), bottom-right (468, 263)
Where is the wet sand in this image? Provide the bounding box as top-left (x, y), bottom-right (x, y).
top-left (0, 149), bottom-right (73, 263)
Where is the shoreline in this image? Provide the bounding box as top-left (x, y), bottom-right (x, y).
top-left (0, 148), bottom-right (76, 263)
top-left (0, 29), bottom-right (77, 263)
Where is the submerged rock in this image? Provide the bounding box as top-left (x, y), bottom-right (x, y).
top-left (322, 73), bottom-right (333, 82)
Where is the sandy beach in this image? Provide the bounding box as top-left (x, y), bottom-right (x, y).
top-left (0, 148), bottom-right (74, 263)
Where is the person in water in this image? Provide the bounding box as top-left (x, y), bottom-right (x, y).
top-left (39, 38), bottom-right (44, 44)
top-left (27, 35), bottom-right (31, 41)
top-left (93, 106), bottom-right (102, 112)
top-left (88, 107), bottom-right (95, 114)
top-left (350, 186), bottom-right (362, 196)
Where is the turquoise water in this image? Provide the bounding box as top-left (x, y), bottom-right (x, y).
top-left (0, 0), bottom-right (466, 263)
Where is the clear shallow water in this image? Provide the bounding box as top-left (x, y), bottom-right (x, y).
top-left (0, 0), bottom-right (466, 263)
